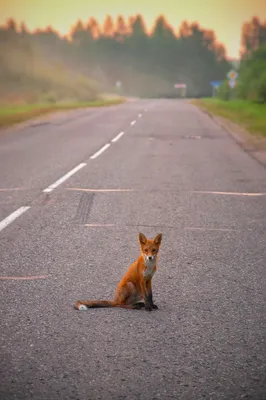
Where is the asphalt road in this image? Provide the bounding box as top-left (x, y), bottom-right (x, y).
top-left (1, 99), bottom-right (266, 400)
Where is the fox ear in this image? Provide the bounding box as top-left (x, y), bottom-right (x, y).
top-left (154, 233), bottom-right (162, 245)
top-left (139, 232), bottom-right (147, 245)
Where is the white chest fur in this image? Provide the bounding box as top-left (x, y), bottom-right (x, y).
top-left (142, 265), bottom-right (156, 280)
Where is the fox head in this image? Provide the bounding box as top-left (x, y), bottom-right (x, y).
top-left (138, 232), bottom-right (162, 265)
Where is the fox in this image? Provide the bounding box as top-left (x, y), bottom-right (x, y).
top-left (75, 232), bottom-right (162, 312)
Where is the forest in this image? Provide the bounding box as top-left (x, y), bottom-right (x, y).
top-left (0, 15), bottom-right (265, 102)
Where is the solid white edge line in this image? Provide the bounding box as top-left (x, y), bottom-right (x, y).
top-left (90, 143), bottom-right (110, 159)
top-left (43, 163), bottom-right (87, 193)
top-left (131, 120), bottom-right (136, 126)
top-left (0, 206), bottom-right (30, 232)
top-left (111, 132), bottom-right (124, 143)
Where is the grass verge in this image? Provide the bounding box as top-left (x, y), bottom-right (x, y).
top-left (191, 99), bottom-right (266, 137)
top-left (0, 98), bottom-right (125, 128)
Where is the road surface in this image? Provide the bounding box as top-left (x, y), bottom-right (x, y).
top-left (1, 100), bottom-right (266, 400)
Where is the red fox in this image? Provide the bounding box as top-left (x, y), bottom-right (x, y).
top-left (75, 232), bottom-right (162, 311)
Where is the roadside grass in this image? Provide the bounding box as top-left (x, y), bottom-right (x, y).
top-left (0, 98), bottom-right (125, 128)
top-left (192, 99), bottom-right (266, 137)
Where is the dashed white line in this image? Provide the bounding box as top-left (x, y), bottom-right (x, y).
top-left (131, 120), bottom-right (136, 126)
top-left (0, 206), bottom-right (30, 233)
top-left (90, 143), bottom-right (111, 159)
top-left (43, 163), bottom-right (87, 193)
top-left (111, 131), bottom-right (124, 143)
top-left (138, 113), bottom-right (142, 118)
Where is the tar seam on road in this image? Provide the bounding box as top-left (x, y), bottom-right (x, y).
top-left (191, 191), bottom-right (266, 196)
top-left (83, 224), bottom-right (115, 227)
top-left (111, 132), bottom-right (124, 143)
top-left (0, 206), bottom-right (30, 232)
top-left (0, 275), bottom-right (49, 281)
top-left (66, 188), bottom-right (134, 192)
top-left (74, 193), bottom-right (95, 224)
top-left (43, 163), bottom-right (87, 193)
top-left (0, 188), bottom-right (25, 191)
top-left (90, 143), bottom-right (110, 159)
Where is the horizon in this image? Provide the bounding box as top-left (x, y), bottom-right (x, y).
top-left (0, 0), bottom-right (266, 59)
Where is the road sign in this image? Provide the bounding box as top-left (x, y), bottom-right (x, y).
top-left (227, 70), bottom-right (238, 81)
top-left (210, 81), bottom-right (222, 88)
top-left (228, 79), bottom-right (236, 88)
top-left (174, 83), bottom-right (186, 88)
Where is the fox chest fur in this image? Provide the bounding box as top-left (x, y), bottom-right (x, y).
top-left (142, 264), bottom-right (156, 280)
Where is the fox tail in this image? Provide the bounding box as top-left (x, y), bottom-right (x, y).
top-left (75, 300), bottom-right (115, 310)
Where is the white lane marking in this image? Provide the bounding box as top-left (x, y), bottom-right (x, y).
top-left (43, 163), bottom-right (87, 193)
top-left (111, 131), bottom-right (124, 143)
top-left (0, 206), bottom-right (30, 233)
top-left (138, 113), bottom-right (142, 118)
top-left (131, 120), bottom-right (136, 126)
top-left (191, 191), bottom-right (266, 197)
top-left (90, 143), bottom-right (110, 159)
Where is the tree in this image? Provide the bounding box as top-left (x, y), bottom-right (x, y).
top-left (114, 15), bottom-right (128, 42)
top-left (237, 47), bottom-right (266, 102)
top-left (102, 15), bottom-right (114, 37)
top-left (241, 17), bottom-right (266, 59)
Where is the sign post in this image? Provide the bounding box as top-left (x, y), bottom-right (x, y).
top-left (174, 83), bottom-right (187, 98)
top-left (226, 70), bottom-right (238, 99)
top-left (210, 81), bottom-right (222, 97)
top-left (115, 80), bottom-right (122, 94)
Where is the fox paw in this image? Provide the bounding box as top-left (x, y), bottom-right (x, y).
top-left (145, 305), bottom-right (153, 311)
top-left (152, 304), bottom-right (158, 310)
top-left (134, 302), bottom-right (145, 310)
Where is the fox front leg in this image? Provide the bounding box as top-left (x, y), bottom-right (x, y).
top-left (141, 280), bottom-right (153, 311)
top-left (146, 280), bottom-right (158, 310)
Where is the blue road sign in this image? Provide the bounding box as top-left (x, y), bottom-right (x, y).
top-left (210, 81), bottom-right (222, 88)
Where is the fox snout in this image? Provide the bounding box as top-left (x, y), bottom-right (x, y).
top-left (143, 254), bottom-right (156, 264)
top-left (147, 255), bottom-right (155, 261)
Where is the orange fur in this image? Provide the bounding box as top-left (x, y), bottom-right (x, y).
top-left (75, 233), bottom-right (162, 311)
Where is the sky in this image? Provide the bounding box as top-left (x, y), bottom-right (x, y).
top-left (0, 0), bottom-right (265, 59)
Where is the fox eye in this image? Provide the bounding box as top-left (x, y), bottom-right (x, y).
top-left (152, 249), bottom-right (157, 253)
top-left (144, 249), bottom-right (148, 253)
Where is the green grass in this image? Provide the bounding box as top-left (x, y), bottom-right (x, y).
top-left (192, 99), bottom-right (266, 137)
top-left (0, 98), bottom-right (125, 128)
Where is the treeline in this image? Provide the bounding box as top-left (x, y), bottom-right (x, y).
top-left (0, 20), bottom-right (100, 104)
top-left (218, 17), bottom-right (266, 103)
top-left (0, 15), bottom-right (231, 100)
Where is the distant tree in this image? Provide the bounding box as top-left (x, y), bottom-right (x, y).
top-left (102, 15), bottom-right (114, 37)
top-left (86, 17), bottom-right (100, 39)
top-left (114, 15), bottom-right (128, 42)
top-left (237, 47), bottom-right (266, 102)
top-left (241, 17), bottom-right (266, 59)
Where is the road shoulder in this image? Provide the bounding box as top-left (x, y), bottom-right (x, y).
top-left (191, 100), bottom-right (266, 168)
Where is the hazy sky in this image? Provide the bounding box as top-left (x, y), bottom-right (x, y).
top-left (0, 0), bottom-right (265, 58)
